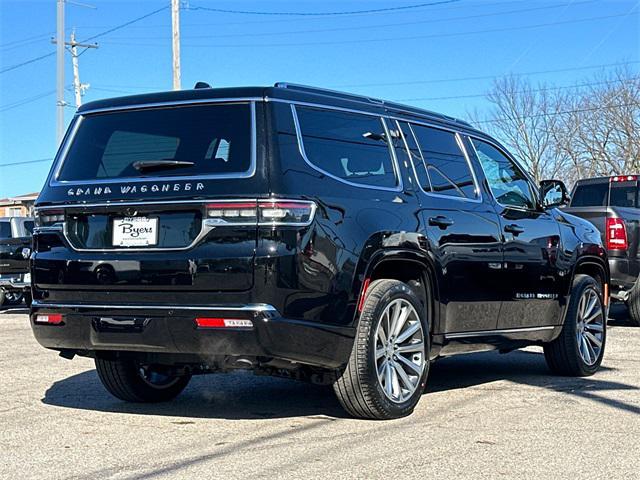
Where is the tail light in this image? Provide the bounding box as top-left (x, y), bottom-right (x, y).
top-left (206, 200), bottom-right (316, 226)
top-left (35, 209), bottom-right (65, 227)
top-left (606, 217), bottom-right (628, 250)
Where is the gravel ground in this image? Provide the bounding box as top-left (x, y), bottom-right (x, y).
top-left (1, 305), bottom-right (639, 480)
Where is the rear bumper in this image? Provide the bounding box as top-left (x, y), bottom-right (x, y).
top-left (0, 273), bottom-right (30, 292)
top-left (609, 257), bottom-right (640, 297)
top-left (30, 301), bottom-right (355, 369)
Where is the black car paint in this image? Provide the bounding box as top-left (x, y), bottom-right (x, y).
top-left (31, 85), bottom-right (608, 371)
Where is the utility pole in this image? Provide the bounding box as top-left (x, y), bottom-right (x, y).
top-left (171, 0), bottom-right (181, 90)
top-left (56, 0), bottom-right (65, 144)
top-left (52, 32), bottom-right (98, 107)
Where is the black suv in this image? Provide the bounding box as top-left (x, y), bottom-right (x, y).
top-left (31, 83), bottom-right (609, 419)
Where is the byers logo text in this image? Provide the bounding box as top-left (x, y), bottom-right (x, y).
top-left (67, 182), bottom-right (205, 196)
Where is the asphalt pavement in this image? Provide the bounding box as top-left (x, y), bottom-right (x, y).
top-left (1, 305), bottom-right (638, 479)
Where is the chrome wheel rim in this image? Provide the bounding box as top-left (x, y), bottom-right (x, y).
top-left (576, 287), bottom-right (605, 366)
top-left (375, 298), bottom-right (425, 403)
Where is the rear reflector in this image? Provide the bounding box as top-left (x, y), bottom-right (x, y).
top-left (195, 317), bottom-right (253, 329)
top-left (35, 314), bottom-right (64, 325)
top-left (358, 277), bottom-right (372, 313)
top-left (606, 217), bottom-right (628, 250)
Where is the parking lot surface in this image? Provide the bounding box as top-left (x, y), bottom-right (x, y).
top-left (1, 306), bottom-right (639, 480)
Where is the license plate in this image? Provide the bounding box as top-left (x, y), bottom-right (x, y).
top-left (112, 217), bottom-right (158, 247)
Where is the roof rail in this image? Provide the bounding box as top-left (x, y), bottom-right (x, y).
top-left (274, 82), bottom-right (472, 127)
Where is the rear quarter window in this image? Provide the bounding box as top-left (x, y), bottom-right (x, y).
top-left (295, 106), bottom-right (398, 189)
top-left (55, 103), bottom-right (253, 182)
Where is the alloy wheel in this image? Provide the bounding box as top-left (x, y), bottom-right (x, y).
top-left (375, 298), bottom-right (425, 403)
top-left (575, 287), bottom-right (605, 366)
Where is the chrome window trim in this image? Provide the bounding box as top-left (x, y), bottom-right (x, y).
top-left (290, 104), bottom-right (403, 193)
top-left (78, 97), bottom-right (265, 115)
top-left (49, 100), bottom-right (258, 187)
top-left (31, 300), bottom-right (278, 313)
top-left (405, 122), bottom-right (483, 204)
top-left (444, 325), bottom-right (555, 339)
top-left (466, 134), bottom-right (541, 213)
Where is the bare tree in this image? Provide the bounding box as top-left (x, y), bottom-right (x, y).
top-left (471, 68), bottom-right (640, 187)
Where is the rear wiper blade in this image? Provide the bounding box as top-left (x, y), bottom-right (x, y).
top-left (132, 160), bottom-right (195, 172)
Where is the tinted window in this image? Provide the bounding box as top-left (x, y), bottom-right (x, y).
top-left (610, 182), bottom-right (637, 208)
top-left (398, 122), bottom-right (430, 191)
top-left (571, 183), bottom-right (609, 207)
top-left (23, 221), bottom-right (34, 235)
top-left (296, 107), bottom-right (398, 188)
top-left (411, 125), bottom-right (477, 199)
top-left (471, 138), bottom-right (536, 210)
top-left (57, 104), bottom-right (252, 181)
top-left (0, 222), bottom-right (11, 239)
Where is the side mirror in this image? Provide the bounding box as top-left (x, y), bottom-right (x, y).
top-left (540, 179), bottom-right (570, 208)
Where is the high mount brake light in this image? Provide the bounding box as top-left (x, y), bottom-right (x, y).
top-left (611, 175), bottom-right (638, 182)
top-left (205, 200), bottom-right (316, 226)
top-left (606, 217), bottom-right (628, 251)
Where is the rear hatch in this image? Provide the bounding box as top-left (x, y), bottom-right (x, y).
top-left (34, 100), bottom-right (264, 296)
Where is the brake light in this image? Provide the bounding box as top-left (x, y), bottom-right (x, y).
top-left (34, 314), bottom-right (64, 325)
top-left (205, 200), bottom-right (316, 226)
top-left (36, 209), bottom-right (65, 227)
top-left (195, 317), bottom-right (253, 329)
top-left (606, 217), bottom-right (628, 250)
top-left (611, 175), bottom-right (637, 182)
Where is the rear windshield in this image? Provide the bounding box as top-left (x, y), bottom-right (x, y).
top-left (610, 182), bottom-right (638, 208)
top-left (571, 183), bottom-right (608, 207)
top-left (0, 222), bottom-right (11, 239)
top-left (56, 103), bottom-right (253, 182)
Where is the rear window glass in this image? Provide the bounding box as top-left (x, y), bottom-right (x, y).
top-left (295, 106), bottom-right (398, 188)
top-left (23, 221), bottom-right (34, 235)
top-left (571, 183), bottom-right (609, 207)
top-left (411, 125), bottom-right (477, 199)
top-left (0, 222), bottom-right (11, 239)
top-left (56, 103), bottom-right (252, 182)
top-left (609, 182), bottom-right (637, 208)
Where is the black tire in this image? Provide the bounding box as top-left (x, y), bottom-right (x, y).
top-left (544, 275), bottom-right (606, 376)
top-left (23, 291), bottom-right (32, 308)
top-left (624, 279), bottom-right (640, 327)
top-left (95, 355), bottom-right (191, 403)
top-left (333, 279), bottom-right (430, 420)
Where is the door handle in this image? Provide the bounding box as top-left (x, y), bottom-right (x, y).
top-left (504, 223), bottom-right (525, 236)
top-left (429, 216), bottom-right (455, 229)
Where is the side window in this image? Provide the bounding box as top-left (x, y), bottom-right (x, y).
top-left (398, 122), bottom-right (430, 191)
top-left (295, 106), bottom-right (398, 188)
top-left (470, 138), bottom-right (536, 210)
top-left (411, 124), bottom-right (477, 199)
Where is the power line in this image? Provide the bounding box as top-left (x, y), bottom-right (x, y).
top-left (0, 31), bottom-right (54, 48)
top-left (0, 5), bottom-right (169, 75)
top-left (394, 77), bottom-right (640, 102)
top-left (0, 90), bottom-right (56, 113)
top-left (473, 102), bottom-right (640, 125)
top-left (101, 11), bottom-right (634, 49)
top-left (0, 158), bottom-right (54, 168)
top-left (332, 60), bottom-right (640, 88)
top-left (184, 1), bottom-right (461, 16)
top-left (105, 0), bottom-right (597, 41)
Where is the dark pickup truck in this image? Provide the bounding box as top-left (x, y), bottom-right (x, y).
top-left (564, 175), bottom-right (640, 325)
top-left (0, 216), bottom-right (34, 306)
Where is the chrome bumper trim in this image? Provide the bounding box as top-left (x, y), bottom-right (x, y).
top-left (31, 301), bottom-right (278, 313)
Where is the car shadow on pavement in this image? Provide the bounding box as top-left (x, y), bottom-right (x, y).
top-left (43, 345), bottom-right (639, 419)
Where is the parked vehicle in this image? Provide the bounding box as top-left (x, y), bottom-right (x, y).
top-left (564, 175), bottom-right (640, 326)
top-left (0, 216), bottom-right (34, 307)
top-left (30, 83), bottom-right (609, 419)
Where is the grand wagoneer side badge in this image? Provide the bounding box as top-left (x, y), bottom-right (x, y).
top-left (66, 182), bottom-right (205, 196)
